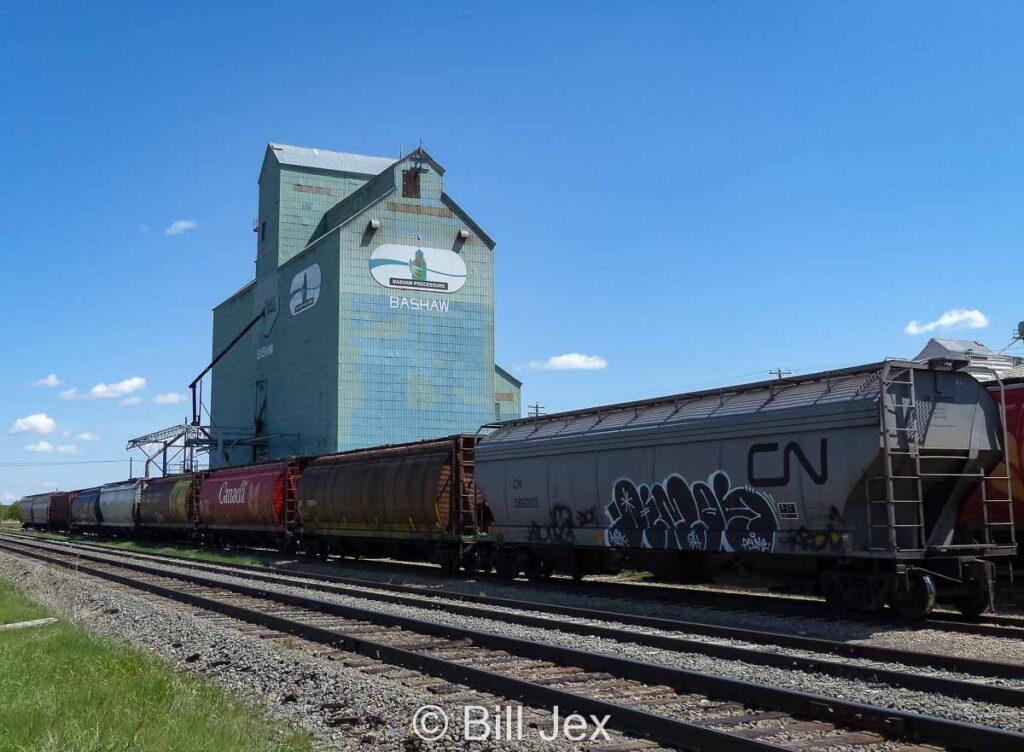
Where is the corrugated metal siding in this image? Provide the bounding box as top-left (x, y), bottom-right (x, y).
top-left (212, 146), bottom-right (498, 463)
top-left (494, 365), bottom-right (522, 421)
top-left (334, 160), bottom-right (494, 449)
top-left (277, 166), bottom-right (378, 268)
top-left (210, 282), bottom-right (261, 467)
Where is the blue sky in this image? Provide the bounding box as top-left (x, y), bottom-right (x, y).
top-left (2, 2), bottom-right (1023, 499)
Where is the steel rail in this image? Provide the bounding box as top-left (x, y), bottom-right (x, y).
top-left (3, 538), bottom-right (1023, 752)
top-left (10, 533), bottom-right (1024, 706)
top-left (10, 530), bottom-right (1024, 636)
top-left (12, 533), bottom-right (1023, 683)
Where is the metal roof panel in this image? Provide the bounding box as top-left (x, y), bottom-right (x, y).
top-left (269, 143), bottom-right (396, 176)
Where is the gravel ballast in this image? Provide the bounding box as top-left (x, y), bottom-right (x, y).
top-left (22, 543), bottom-right (1024, 734)
top-left (0, 551), bottom-right (639, 751)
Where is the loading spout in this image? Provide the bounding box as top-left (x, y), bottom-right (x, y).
top-left (189, 308), bottom-right (266, 426)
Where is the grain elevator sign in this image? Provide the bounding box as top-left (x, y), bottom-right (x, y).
top-left (369, 244), bottom-right (467, 293)
top-left (290, 263), bottom-right (321, 315)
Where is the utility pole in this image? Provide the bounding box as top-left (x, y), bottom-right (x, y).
top-left (769, 368), bottom-right (792, 380)
top-left (528, 402), bottom-right (546, 418)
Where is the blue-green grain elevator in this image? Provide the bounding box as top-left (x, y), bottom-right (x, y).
top-left (209, 144), bottom-right (519, 467)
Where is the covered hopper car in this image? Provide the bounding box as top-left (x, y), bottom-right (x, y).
top-left (97, 480), bottom-right (143, 536)
top-left (69, 487), bottom-right (102, 533)
top-left (136, 473), bottom-right (196, 539)
top-left (959, 374), bottom-right (1023, 557)
top-left (295, 435), bottom-right (485, 571)
top-left (197, 461), bottom-right (299, 548)
top-left (18, 360), bottom-right (1016, 620)
top-left (18, 492), bottom-right (73, 531)
top-left (475, 360), bottom-right (1016, 617)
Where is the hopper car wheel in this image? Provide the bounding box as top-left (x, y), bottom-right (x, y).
top-left (889, 572), bottom-right (937, 620)
top-left (437, 550), bottom-right (459, 577)
top-left (951, 587), bottom-right (993, 619)
top-left (819, 569), bottom-right (887, 614)
top-left (523, 554), bottom-right (553, 583)
top-left (496, 551), bottom-right (519, 581)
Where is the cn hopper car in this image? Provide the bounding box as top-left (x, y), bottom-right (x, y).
top-left (19, 359), bottom-right (1018, 619)
top-left (474, 360), bottom-right (1016, 618)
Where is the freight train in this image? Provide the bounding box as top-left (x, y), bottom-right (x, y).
top-left (960, 370), bottom-right (1023, 547)
top-left (19, 359), bottom-right (1018, 619)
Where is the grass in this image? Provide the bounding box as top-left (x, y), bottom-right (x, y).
top-left (0, 578), bottom-right (48, 625)
top-left (0, 578), bottom-right (313, 752)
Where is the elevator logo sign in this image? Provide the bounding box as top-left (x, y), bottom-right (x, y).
top-left (369, 244), bottom-right (467, 293)
top-left (290, 263), bottom-right (321, 315)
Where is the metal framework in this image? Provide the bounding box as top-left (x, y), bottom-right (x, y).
top-left (125, 424), bottom-right (214, 477)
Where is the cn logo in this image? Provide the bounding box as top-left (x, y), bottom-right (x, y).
top-left (747, 439), bottom-right (829, 487)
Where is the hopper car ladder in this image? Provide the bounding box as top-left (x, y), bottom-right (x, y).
top-left (976, 369), bottom-right (1016, 554)
top-left (282, 467), bottom-right (300, 551)
top-left (455, 436), bottom-right (480, 538)
top-left (867, 363), bottom-right (1015, 554)
top-left (867, 364), bottom-right (927, 552)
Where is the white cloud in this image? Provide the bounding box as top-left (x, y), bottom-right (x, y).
top-left (1, 492), bottom-right (16, 503)
top-left (525, 353), bottom-right (608, 370)
top-left (905, 308), bottom-right (989, 336)
top-left (165, 219), bottom-right (198, 236)
top-left (40, 481), bottom-right (56, 489)
top-left (89, 376), bottom-right (146, 399)
top-left (75, 432), bottom-right (99, 441)
top-left (10, 413), bottom-right (57, 435)
top-left (31, 373), bottom-right (61, 388)
top-left (25, 441), bottom-right (78, 454)
top-left (61, 377), bottom-right (147, 401)
top-left (152, 392), bottom-right (186, 405)
top-left (120, 396), bottom-right (143, 406)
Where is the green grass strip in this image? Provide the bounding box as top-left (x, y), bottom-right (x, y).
top-left (0, 579), bottom-right (49, 625)
top-left (0, 578), bottom-right (313, 752)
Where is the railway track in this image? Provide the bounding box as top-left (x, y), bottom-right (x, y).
top-left (7, 533), bottom-right (1024, 703)
top-left (2, 534), bottom-right (1023, 752)
top-left (323, 556), bottom-right (1024, 638)
top-left (14, 530), bottom-right (1024, 639)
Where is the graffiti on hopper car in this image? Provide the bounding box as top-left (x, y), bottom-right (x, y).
top-left (604, 471), bottom-right (779, 553)
top-left (781, 506), bottom-right (846, 552)
top-left (527, 505), bottom-right (577, 544)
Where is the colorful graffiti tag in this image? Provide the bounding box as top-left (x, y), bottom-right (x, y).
top-left (604, 472), bottom-right (779, 553)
